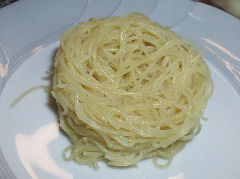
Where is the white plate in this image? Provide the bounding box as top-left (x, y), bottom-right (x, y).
top-left (0, 0), bottom-right (240, 179)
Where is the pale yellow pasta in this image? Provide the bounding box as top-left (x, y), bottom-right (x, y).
top-left (52, 13), bottom-right (213, 168)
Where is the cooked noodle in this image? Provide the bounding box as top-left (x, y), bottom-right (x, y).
top-left (11, 85), bottom-right (50, 108)
top-left (52, 13), bottom-right (213, 167)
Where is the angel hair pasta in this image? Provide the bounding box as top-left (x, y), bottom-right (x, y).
top-left (52, 13), bottom-right (213, 168)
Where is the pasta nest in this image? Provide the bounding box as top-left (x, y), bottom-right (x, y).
top-left (52, 13), bottom-right (213, 167)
